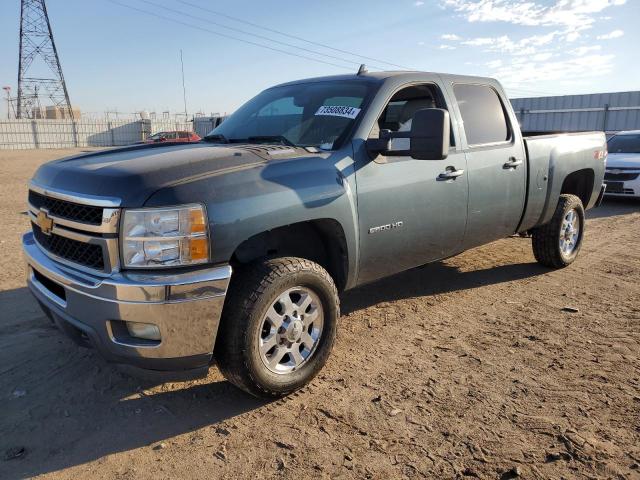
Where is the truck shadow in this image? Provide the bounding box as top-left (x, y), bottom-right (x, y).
top-left (341, 260), bottom-right (547, 315)
top-left (587, 197), bottom-right (639, 219)
top-left (0, 257), bottom-right (545, 478)
top-left (0, 287), bottom-right (271, 480)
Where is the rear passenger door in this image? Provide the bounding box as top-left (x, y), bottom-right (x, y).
top-left (449, 83), bottom-right (527, 249)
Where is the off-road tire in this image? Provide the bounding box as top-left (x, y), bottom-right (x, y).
top-left (215, 257), bottom-right (339, 398)
top-left (532, 194), bottom-right (585, 268)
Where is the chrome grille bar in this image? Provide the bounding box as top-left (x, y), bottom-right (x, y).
top-left (28, 183), bottom-right (122, 276)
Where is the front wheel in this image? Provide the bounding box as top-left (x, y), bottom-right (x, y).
top-left (532, 194), bottom-right (585, 268)
top-left (215, 257), bottom-right (339, 398)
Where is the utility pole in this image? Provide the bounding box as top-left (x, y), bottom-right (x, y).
top-left (2, 86), bottom-right (11, 119)
top-left (180, 49), bottom-right (188, 119)
top-left (17, 0), bottom-right (73, 119)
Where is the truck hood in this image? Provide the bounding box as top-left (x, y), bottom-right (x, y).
top-left (606, 152), bottom-right (640, 169)
top-left (31, 142), bottom-right (316, 206)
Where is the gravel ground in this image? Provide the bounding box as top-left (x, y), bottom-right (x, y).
top-left (1, 148), bottom-right (639, 480)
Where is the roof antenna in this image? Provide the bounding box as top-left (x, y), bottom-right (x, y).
top-left (357, 64), bottom-right (368, 76)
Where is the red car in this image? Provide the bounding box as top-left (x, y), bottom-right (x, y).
top-left (145, 131), bottom-right (201, 143)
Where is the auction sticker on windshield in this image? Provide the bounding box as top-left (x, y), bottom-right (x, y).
top-left (315, 105), bottom-right (361, 119)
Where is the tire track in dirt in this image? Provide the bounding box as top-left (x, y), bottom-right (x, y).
top-left (1, 150), bottom-right (638, 480)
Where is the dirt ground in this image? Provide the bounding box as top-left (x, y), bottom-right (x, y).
top-left (0, 148), bottom-right (639, 480)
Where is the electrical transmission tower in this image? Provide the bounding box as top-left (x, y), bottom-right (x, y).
top-left (17, 0), bottom-right (73, 119)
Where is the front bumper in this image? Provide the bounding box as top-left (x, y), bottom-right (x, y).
top-left (22, 232), bottom-right (232, 374)
top-left (604, 175), bottom-right (640, 198)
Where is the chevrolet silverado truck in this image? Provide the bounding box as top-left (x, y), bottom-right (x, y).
top-left (22, 70), bottom-right (606, 398)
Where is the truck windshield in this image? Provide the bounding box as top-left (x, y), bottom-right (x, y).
top-left (608, 134), bottom-right (640, 153)
top-left (205, 81), bottom-right (373, 150)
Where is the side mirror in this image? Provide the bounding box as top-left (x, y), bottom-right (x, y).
top-left (409, 108), bottom-right (450, 160)
top-left (365, 131), bottom-right (391, 157)
top-left (365, 108), bottom-right (450, 160)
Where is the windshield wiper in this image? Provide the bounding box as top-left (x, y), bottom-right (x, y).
top-left (202, 134), bottom-right (229, 143)
top-left (234, 135), bottom-right (295, 147)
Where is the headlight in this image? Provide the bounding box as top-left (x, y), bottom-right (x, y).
top-left (121, 204), bottom-right (209, 268)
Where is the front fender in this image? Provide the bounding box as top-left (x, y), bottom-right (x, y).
top-left (143, 149), bottom-right (360, 288)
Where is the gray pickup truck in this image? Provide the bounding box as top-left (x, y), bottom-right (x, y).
top-left (23, 71), bottom-right (606, 397)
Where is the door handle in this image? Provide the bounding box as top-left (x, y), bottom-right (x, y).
top-left (438, 167), bottom-right (465, 180)
top-left (503, 157), bottom-right (523, 169)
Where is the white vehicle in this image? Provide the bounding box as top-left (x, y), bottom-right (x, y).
top-left (605, 130), bottom-right (640, 198)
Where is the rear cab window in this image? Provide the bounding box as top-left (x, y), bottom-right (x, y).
top-left (453, 84), bottom-right (511, 147)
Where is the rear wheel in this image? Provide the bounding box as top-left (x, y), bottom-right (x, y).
top-left (532, 194), bottom-right (585, 268)
top-left (215, 257), bottom-right (339, 398)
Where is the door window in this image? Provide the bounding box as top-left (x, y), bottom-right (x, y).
top-left (371, 83), bottom-right (453, 151)
top-left (453, 84), bottom-right (510, 146)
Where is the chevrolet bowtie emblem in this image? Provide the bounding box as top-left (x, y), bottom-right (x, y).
top-left (36, 209), bottom-right (54, 235)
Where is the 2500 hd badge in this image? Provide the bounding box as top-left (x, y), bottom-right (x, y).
top-left (368, 221), bottom-right (404, 234)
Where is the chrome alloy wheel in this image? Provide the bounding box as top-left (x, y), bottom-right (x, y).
top-left (258, 287), bottom-right (324, 374)
top-left (559, 208), bottom-right (580, 257)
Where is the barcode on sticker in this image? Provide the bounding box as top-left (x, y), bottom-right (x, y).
top-left (315, 105), bottom-right (361, 119)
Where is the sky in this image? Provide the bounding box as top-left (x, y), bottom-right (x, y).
top-left (0, 0), bottom-right (638, 119)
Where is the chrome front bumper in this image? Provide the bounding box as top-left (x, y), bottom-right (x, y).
top-left (603, 177), bottom-right (640, 198)
top-left (22, 232), bottom-right (232, 373)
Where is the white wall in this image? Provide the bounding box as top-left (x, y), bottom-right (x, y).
top-left (0, 119), bottom-right (193, 150)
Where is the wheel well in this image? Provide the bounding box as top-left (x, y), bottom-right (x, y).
top-left (560, 169), bottom-right (594, 207)
top-left (231, 220), bottom-right (349, 291)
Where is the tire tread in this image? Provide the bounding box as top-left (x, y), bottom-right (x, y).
top-left (215, 257), bottom-right (339, 398)
top-left (531, 194), bottom-right (584, 269)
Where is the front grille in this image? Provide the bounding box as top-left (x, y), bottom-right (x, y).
top-left (29, 190), bottom-right (104, 225)
top-left (604, 172), bottom-right (640, 181)
top-left (32, 222), bottom-right (105, 270)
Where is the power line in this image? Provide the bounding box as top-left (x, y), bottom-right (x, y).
top-left (140, 0), bottom-right (557, 96)
top-left (107, 0), bottom-right (355, 71)
top-left (176, 0), bottom-right (412, 70)
top-left (138, 0), bottom-right (387, 70)
top-left (108, 0), bottom-right (559, 98)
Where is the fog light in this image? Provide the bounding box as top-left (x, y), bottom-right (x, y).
top-left (126, 321), bottom-right (161, 341)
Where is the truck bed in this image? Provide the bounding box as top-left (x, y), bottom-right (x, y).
top-left (518, 131), bottom-right (607, 232)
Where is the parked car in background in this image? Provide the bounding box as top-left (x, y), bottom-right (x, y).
top-left (605, 130), bottom-right (640, 198)
top-left (145, 131), bottom-right (201, 143)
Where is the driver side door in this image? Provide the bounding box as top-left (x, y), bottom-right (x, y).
top-left (355, 82), bottom-right (468, 285)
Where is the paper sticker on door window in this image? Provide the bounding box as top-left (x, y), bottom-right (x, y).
top-left (315, 105), bottom-right (361, 119)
